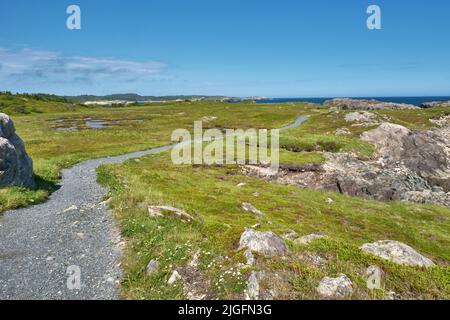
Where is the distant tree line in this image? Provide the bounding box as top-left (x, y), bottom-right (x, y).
top-left (0, 92), bottom-right (69, 103)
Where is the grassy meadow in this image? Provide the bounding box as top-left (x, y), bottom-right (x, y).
top-left (98, 151), bottom-right (450, 299)
top-left (1, 93), bottom-right (450, 299)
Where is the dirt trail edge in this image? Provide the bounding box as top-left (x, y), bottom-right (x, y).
top-left (0, 116), bottom-right (308, 300)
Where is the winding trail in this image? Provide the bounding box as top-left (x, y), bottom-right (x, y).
top-left (0, 116), bottom-right (308, 300)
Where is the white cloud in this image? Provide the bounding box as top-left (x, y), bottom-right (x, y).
top-left (0, 48), bottom-right (168, 84)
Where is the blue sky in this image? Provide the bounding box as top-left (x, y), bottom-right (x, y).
top-left (0, 0), bottom-right (449, 97)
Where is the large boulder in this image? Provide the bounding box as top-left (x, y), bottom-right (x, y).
top-left (401, 127), bottom-right (450, 191)
top-left (361, 122), bottom-right (412, 165)
top-left (363, 123), bottom-right (450, 191)
top-left (360, 240), bottom-right (435, 267)
top-left (0, 113), bottom-right (35, 189)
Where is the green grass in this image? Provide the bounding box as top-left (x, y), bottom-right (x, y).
top-left (2, 94), bottom-right (450, 299)
top-left (97, 151), bottom-right (450, 300)
top-left (0, 186), bottom-right (48, 212)
top-left (1, 98), bottom-right (314, 213)
top-left (0, 92), bottom-right (87, 114)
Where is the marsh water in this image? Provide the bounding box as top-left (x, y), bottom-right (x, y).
top-left (51, 118), bottom-right (144, 131)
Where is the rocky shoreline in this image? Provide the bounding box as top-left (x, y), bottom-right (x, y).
top-left (325, 97), bottom-right (450, 110)
top-left (324, 98), bottom-right (419, 110)
top-left (420, 101), bottom-right (450, 108)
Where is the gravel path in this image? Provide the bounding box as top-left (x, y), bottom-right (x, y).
top-left (0, 145), bottom-right (173, 300)
top-left (0, 116), bottom-right (308, 300)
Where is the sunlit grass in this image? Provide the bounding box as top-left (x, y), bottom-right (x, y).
top-left (98, 151), bottom-right (450, 299)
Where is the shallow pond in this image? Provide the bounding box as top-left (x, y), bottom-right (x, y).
top-left (50, 118), bottom-right (144, 131)
top-left (85, 119), bottom-right (106, 129)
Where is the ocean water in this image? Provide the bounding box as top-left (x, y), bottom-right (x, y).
top-left (256, 96), bottom-right (450, 106)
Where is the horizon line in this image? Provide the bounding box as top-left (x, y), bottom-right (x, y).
top-left (3, 91), bottom-right (450, 99)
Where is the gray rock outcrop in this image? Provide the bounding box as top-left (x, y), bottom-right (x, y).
top-left (245, 122), bottom-right (450, 207)
top-left (0, 113), bottom-right (35, 189)
top-left (146, 260), bottom-right (159, 275)
top-left (362, 123), bottom-right (450, 191)
top-left (360, 240), bottom-right (435, 267)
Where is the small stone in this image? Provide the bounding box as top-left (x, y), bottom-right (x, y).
top-left (283, 229), bottom-right (299, 240)
top-left (146, 260), bottom-right (159, 275)
top-left (242, 203), bottom-right (264, 217)
top-left (324, 198), bottom-right (334, 204)
top-left (99, 198), bottom-right (112, 206)
top-left (237, 182), bottom-right (246, 187)
top-left (187, 292), bottom-right (207, 300)
top-left (335, 128), bottom-right (351, 136)
top-left (63, 205), bottom-right (78, 213)
top-left (317, 274), bottom-right (353, 299)
top-left (148, 205), bottom-right (193, 222)
top-left (76, 232), bottom-right (85, 239)
top-left (189, 249), bottom-right (201, 269)
top-left (201, 116), bottom-right (218, 122)
top-left (168, 270), bottom-right (182, 284)
top-left (385, 291), bottom-right (401, 300)
top-left (301, 252), bottom-right (327, 266)
top-left (294, 233), bottom-right (327, 245)
top-left (148, 206), bottom-right (164, 217)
